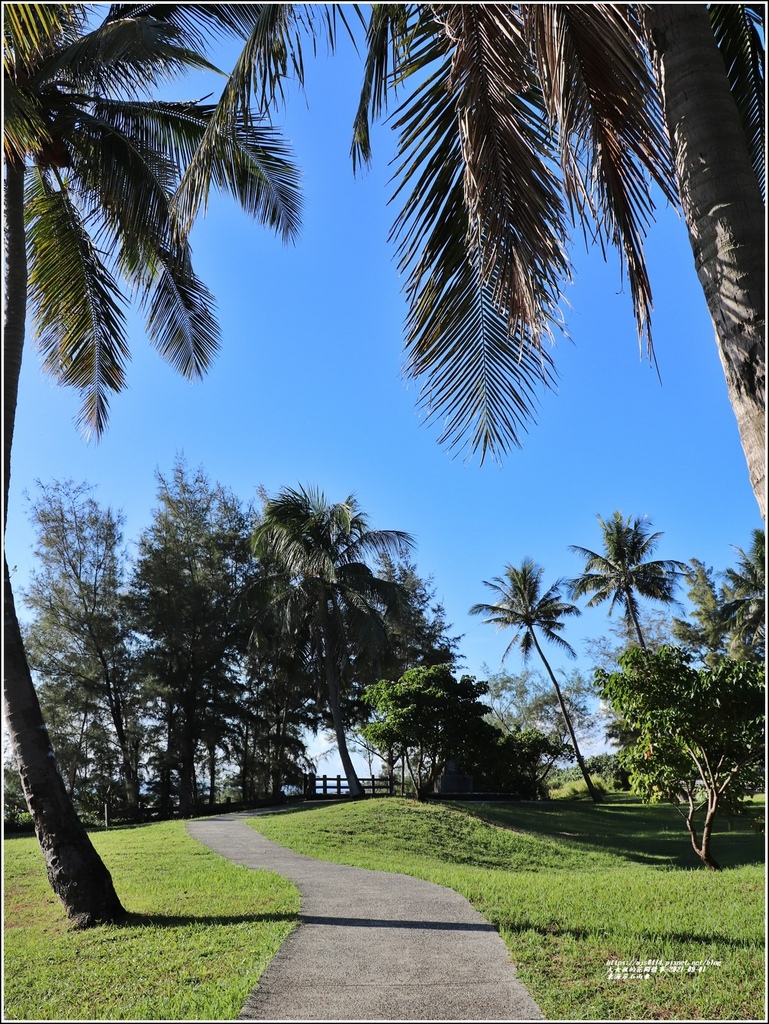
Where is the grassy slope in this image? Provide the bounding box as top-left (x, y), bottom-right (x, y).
top-left (3, 820), bottom-right (299, 1021)
top-left (249, 796), bottom-right (765, 1021)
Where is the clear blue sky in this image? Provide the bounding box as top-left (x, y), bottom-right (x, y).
top-left (5, 18), bottom-right (761, 771)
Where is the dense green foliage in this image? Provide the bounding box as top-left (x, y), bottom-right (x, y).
top-left (362, 665), bottom-right (495, 799)
top-left (598, 646), bottom-right (765, 869)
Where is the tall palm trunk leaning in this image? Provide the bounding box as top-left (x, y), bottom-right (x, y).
top-left (3, 4), bottom-right (301, 924)
top-left (4, 156), bottom-right (125, 925)
top-left (470, 558), bottom-right (602, 804)
top-left (643, 4), bottom-right (765, 520)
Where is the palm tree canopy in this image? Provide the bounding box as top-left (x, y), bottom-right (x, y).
top-left (252, 485), bottom-right (414, 661)
top-left (569, 511), bottom-right (687, 626)
top-left (3, 2), bottom-right (302, 439)
top-left (469, 556), bottom-right (580, 663)
top-left (721, 527), bottom-right (765, 658)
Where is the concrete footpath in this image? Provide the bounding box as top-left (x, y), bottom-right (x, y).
top-left (187, 811), bottom-right (545, 1022)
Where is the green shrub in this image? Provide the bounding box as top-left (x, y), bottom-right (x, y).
top-left (3, 807), bottom-right (34, 833)
top-left (549, 775), bottom-right (608, 800)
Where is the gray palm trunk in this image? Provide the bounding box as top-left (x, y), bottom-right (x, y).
top-left (644, 4), bottom-right (766, 521)
top-left (623, 590), bottom-right (647, 650)
top-left (529, 631), bottom-right (601, 804)
top-left (3, 159), bottom-right (125, 926)
top-left (323, 656), bottom-right (364, 798)
top-left (320, 597), bottom-right (363, 797)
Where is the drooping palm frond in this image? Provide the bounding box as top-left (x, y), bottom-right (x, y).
top-left (709, 3), bottom-right (765, 200)
top-left (42, 95), bottom-right (222, 390)
top-left (351, 4), bottom-right (705, 465)
top-left (171, 2), bottom-right (359, 239)
top-left (525, 4), bottom-right (679, 362)
top-left (5, 3), bottom-right (310, 440)
top-left (384, 6), bottom-right (565, 463)
top-left (25, 168), bottom-right (129, 439)
top-left (351, 2), bottom-right (412, 171)
top-left (143, 255), bottom-right (220, 380)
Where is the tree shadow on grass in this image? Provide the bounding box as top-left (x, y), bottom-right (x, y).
top-left (117, 911), bottom-right (297, 929)
top-left (459, 799), bottom-right (765, 870)
top-left (499, 920), bottom-right (762, 950)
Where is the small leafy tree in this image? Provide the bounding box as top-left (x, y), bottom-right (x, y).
top-left (362, 665), bottom-right (495, 801)
top-left (597, 646), bottom-right (765, 870)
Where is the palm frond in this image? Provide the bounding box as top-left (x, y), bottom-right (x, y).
top-left (30, 12), bottom-right (217, 98)
top-left (104, 3), bottom-right (262, 51)
top-left (351, 3), bottom-right (412, 171)
top-left (143, 251), bottom-right (220, 380)
top-left (388, 7), bottom-right (563, 463)
top-left (25, 168), bottom-right (129, 439)
top-left (526, 3), bottom-right (678, 362)
top-left (709, 4), bottom-right (765, 200)
top-left (3, 3), bottom-right (80, 75)
top-left (172, 103), bottom-right (302, 242)
top-left (2, 76), bottom-right (51, 162)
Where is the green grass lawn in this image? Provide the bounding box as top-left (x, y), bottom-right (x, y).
top-left (3, 820), bottom-right (299, 1021)
top-left (4, 797), bottom-right (764, 1021)
top-left (248, 796), bottom-right (766, 1021)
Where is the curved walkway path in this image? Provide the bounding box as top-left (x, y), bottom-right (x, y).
top-left (187, 811), bottom-right (545, 1021)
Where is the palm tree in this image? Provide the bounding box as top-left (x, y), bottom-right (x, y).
top-left (348, 4), bottom-right (765, 518)
top-left (252, 486), bottom-right (413, 797)
top-left (642, 5), bottom-right (765, 517)
top-left (721, 528), bottom-right (765, 661)
top-left (3, 4), bottom-right (301, 925)
top-left (470, 558), bottom-right (601, 803)
top-left (569, 511), bottom-right (687, 649)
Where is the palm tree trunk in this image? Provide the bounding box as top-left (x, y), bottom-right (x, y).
top-left (623, 590), bottom-right (647, 650)
top-left (4, 559), bottom-right (126, 925)
top-left (530, 632), bottom-right (602, 803)
top-left (3, 160), bottom-right (26, 516)
top-left (323, 657), bottom-right (363, 797)
top-left (3, 159), bottom-right (125, 926)
top-left (644, 4), bottom-right (766, 522)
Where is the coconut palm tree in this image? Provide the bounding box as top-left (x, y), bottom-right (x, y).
top-left (642, 4), bottom-right (765, 517)
top-left (721, 528), bottom-right (765, 661)
top-left (252, 486), bottom-right (413, 797)
top-left (348, 4), bottom-right (765, 518)
top-left (3, 3), bottom-right (301, 925)
top-left (569, 512), bottom-right (687, 649)
top-left (470, 558), bottom-right (601, 803)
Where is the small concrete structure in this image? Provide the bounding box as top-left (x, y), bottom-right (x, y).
top-left (435, 757), bottom-right (474, 795)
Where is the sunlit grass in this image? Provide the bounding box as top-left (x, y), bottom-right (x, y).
top-left (249, 796), bottom-right (765, 1020)
top-left (3, 820), bottom-right (299, 1021)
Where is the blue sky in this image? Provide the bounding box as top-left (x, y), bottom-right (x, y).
top-left (5, 19), bottom-right (761, 771)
